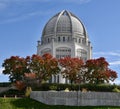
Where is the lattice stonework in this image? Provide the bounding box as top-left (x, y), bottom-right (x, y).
top-left (56, 47), bottom-right (71, 59)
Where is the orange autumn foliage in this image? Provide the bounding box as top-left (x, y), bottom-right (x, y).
top-left (24, 73), bottom-right (36, 79)
top-left (15, 81), bottom-right (25, 91)
top-left (59, 57), bottom-right (84, 84)
top-left (85, 57), bottom-right (118, 84)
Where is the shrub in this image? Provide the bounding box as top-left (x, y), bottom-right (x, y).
top-left (0, 89), bottom-right (24, 97)
top-left (112, 87), bottom-right (120, 92)
top-left (0, 82), bottom-right (11, 87)
top-left (65, 88), bottom-right (69, 92)
top-left (49, 85), bottom-right (57, 90)
top-left (25, 87), bottom-right (32, 97)
top-left (32, 83), bottom-right (120, 92)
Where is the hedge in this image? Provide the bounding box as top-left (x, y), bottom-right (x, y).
top-left (0, 82), bottom-right (11, 87)
top-left (33, 83), bottom-right (120, 92)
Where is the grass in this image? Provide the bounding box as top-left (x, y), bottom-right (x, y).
top-left (0, 98), bottom-right (120, 109)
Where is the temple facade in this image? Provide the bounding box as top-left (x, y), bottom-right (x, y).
top-left (37, 10), bottom-right (92, 83)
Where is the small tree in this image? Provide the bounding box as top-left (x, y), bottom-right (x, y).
top-left (84, 57), bottom-right (118, 84)
top-left (2, 56), bottom-right (28, 82)
top-left (25, 87), bottom-right (32, 97)
top-left (29, 53), bottom-right (60, 84)
top-left (59, 57), bottom-right (84, 84)
top-left (2, 53), bottom-right (60, 89)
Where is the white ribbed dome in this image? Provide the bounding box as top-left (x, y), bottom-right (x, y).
top-left (42, 10), bottom-right (87, 38)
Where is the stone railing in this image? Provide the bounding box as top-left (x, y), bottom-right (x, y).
top-left (30, 91), bottom-right (120, 106)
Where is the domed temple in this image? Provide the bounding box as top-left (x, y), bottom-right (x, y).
top-left (37, 10), bottom-right (92, 83)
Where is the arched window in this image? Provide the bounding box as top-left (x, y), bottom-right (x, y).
top-left (63, 37), bottom-right (65, 42)
top-left (56, 47), bottom-right (71, 59)
top-left (57, 75), bottom-right (59, 83)
top-left (54, 75), bottom-right (56, 83)
top-left (41, 48), bottom-right (51, 56)
top-left (58, 37), bottom-right (60, 42)
top-left (77, 49), bottom-right (87, 61)
top-left (79, 38), bottom-right (81, 43)
top-left (48, 38), bottom-right (50, 43)
top-left (82, 38), bottom-right (86, 44)
top-left (68, 36), bottom-right (69, 41)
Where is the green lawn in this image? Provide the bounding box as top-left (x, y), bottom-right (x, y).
top-left (0, 98), bottom-right (120, 109)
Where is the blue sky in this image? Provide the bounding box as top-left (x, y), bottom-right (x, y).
top-left (0, 0), bottom-right (120, 84)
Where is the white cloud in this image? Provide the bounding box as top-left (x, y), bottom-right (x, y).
top-left (1, 0), bottom-right (90, 2)
top-left (109, 61), bottom-right (120, 66)
top-left (0, 67), bottom-right (3, 75)
top-left (93, 51), bottom-right (120, 57)
top-left (53, 0), bottom-right (92, 4)
top-left (93, 51), bottom-right (120, 67)
top-left (0, 10), bottom-right (53, 24)
top-left (112, 79), bottom-right (120, 85)
top-left (0, 2), bottom-right (8, 11)
top-left (0, 0), bottom-right (92, 4)
top-left (106, 52), bottom-right (120, 57)
top-left (0, 0), bottom-right (92, 23)
top-left (68, 0), bottom-right (91, 4)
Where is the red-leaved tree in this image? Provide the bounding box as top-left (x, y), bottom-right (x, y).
top-left (2, 53), bottom-right (60, 90)
top-left (59, 57), bottom-right (84, 84)
top-left (2, 56), bottom-right (28, 83)
top-left (84, 57), bottom-right (117, 84)
top-left (29, 53), bottom-right (60, 84)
